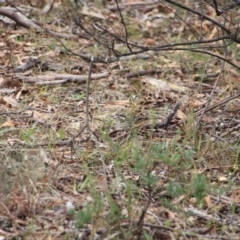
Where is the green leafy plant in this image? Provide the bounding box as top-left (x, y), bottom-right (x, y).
top-left (76, 205), bottom-right (92, 228)
top-left (20, 126), bottom-right (36, 143)
top-left (190, 174), bottom-right (208, 204)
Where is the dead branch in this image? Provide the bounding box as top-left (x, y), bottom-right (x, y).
top-left (108, 1), bottom-right (161, 11)
top-left (164, 0), bottom-right (240, 42)
top-left (126, 69), bottom-right (162, 79)
top-left (144, 102), bottom-right (181, 130)
top-left (16, 72), bottom-right (109, 84)
top-left (194, 93), bottom-right (240, 117)
top-left (0, 7), bottom-right (80, 40)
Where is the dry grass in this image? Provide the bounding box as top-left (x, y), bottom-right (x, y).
top-left (0, 0), bottom-right (239, 239)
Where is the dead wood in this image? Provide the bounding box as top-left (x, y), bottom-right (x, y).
top-left (16, 72), bottom-right (109, 84)
top-left (0, 7), bottom-right (80, 40)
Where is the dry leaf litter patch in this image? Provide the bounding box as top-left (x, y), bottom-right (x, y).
top-left (0, 0), bottom-right (239, 239)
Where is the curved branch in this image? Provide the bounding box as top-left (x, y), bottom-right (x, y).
top-left (0, 7), bottom-right (80, 40)
top-left (163, 0), bottom-right (240, 43)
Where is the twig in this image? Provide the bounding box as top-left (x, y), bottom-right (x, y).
top-left (4, 0), bottom-right (240, 70)
top-left (108, 1), bottom-right (160, 10)
top-left (16, 72), bottom-right (109, 83)
top-left (68, 58), bottom-right (95, 142)
top-left (82, 56), bottom-right (109, 192)
top-left (210, 0), bottom-right (223, 16)
top-left (161, 48), bottom-right (240, 70)
top-left (161, 102), bottom-right (181, 129)
top-left (196, 51), bottom-right (226, 127)
top-left (145, 102), bottom-right (181, 130)
top-left (194, 93), bottom-right (240, 117)
top-left (136, 185), bottom-right (152, 240)
top-left (163, 0), bottom-right (240, 42)
top-left (0, 202), bottom-right (26, 230)
top-left (125, 69), bottom-right (162, 79)
top-left (115, 0), bottom-right (132, 53)
top-left (0, 6), bottom-right (80, 40)
top-left (85, 57), bottom-right (94, 131)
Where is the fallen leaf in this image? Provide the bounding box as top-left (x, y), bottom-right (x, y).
top-left (218, 176), bottom-right (227, 182)
top-left (167, 82), bottom-right (187, 92)
top-left (82, 4), bottom-right (106, 19)
top-left (190, 99), bottom-right (207, 108)
top-left (2, 96), bottom-right (20, 108)
top-left (142, 77), bottom-right (170, 91)
top-left (230, 189), bottom-right (240, 202)
top-left (0, 121), bottom-right (15, 128)
top-left (204, 195), bottom-right (212, 208)
top-left (176, 109), bottom-right (187, 119)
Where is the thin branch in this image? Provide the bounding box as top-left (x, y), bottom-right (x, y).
top-left (194, 93), bottom-right (240, 117)
top-left (0, 6), bottom-right (80, 40)
top-left (196, 50), bottom-right (227, 127)
top-left (145, 102), bottom-right (181, 130)
top-left (83, 57), bottom-right (109, 192)
top-left (211, 0), bottom-right (223, 16)
top-left (115, 0), bottom-right (132, 53)
top-left (136, 185), bottom-right (152, 240)
top-left (163, 48), bottom-right (239, 69)
top-left (86, 57), bottom-right (94, 131)
top-left (163, 0), bottom-right (240, 43)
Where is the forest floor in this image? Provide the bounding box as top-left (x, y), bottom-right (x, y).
top-left (0, 0), bottom-right (240, 239)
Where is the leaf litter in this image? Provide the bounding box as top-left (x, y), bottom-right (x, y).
top-left (0, 0), bottom-right (239, 239)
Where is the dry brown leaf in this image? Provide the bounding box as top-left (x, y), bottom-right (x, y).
top-left (190, 99), bottom-right (207, 108)
top-left (2, 96), bottom-right (19, 108)
top-left (230, 189), bottom-right (240, 202)
top-left (0, 77), bottom-right (5, 86)
top-left (32, 110), bottom-right (49, 121)
top-left (81, 5), bottom-right (106, 19)
top-left (166, 209), bottom-right (175, 219)
top-left (176, 109), bottom-right (187, 119)
top-left (144, 38), bottom-right (155, 46)
top-left (218, 176), bottom-right (227, 182)
top-left (69, 122), bottom-right (80, 130)
top-left (24, 110), bottom-right (49, 123)
top-left (16, 90), bottom-right (22, 100)
top-left (0, 42), bottom-right (6, 47)
top-left (208, 25), bottom-right (217, 40)
top-left (171, 194), bottom-right (185, 204)
top-left (126, 0), bottom-right (141, 2)
top-left (167, 82), bottom-right (187, 92)
top-left (204, 195), bottom-right (212, 208)
top-left (105, 100), bottom-right (129, 106)
top-left (142, 77), bottom-right (170, 91)
top-left (0, 121), bottom-right (15, 128)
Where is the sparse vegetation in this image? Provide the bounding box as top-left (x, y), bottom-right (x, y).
top-left (0, 0), bottom-right (239, 239)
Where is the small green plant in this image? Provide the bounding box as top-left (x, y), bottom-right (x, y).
top-left (132, 143), bottom-right (162, 188)
top-left (57, 128), bottom-right (65, 140)
top-left (166, 181), bottom-right (185, 198)
top-left (76, 179), bottom-right (104, 229)
top-left (20, 126), bottom-right (36, 143)
top-left (143, 230), bottom-right (153, 240)
top-left (16, 35), bottom-right (24, 42)
top-left (76, 205), bottom-right (92, 228)
top-left (232, 144), bottom-right (240, 173)
top-left (73, 92), bottom-right (85, 100)
top-left (106, 194), bottom-right (122, 224)
top-left (190, 174), bottom-right (208, 204)
top-left (48, 41), bottom-right (56, 51)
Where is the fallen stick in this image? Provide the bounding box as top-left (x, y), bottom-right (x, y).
top-left (0, 7), bottom-right (81, 40)
top-left (194, 93), bottom-right (240, 117)
top-left (16, 72), bottom-right (109, 84)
